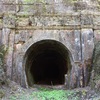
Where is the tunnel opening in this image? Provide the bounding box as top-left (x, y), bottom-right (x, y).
top-left (31, 50), bottom-right (67, 85)
top-left (24, 40), bottom-right (72, 87)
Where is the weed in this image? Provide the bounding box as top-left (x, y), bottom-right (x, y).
top-left (32, 88), bottom-right (74, 100)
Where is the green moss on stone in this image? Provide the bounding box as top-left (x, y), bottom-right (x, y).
top-left (23, 0), bottom-right (45, 3)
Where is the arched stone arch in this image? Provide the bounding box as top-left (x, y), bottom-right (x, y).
top-left (16, 32), bottom-right (74, 88)
top-left (21, 31), bottom-right (72, 54)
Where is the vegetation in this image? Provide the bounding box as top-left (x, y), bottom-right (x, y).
top-left (9, 87), bottom-right (81, 100)
top-left (0, 45), bottom-right (7, 65)
top-left (32, 88), bottom-right (73, 100)
top-left (0, 45), bottom-right (7, 85)
top-left (23, 0), bottom-right (45, 3)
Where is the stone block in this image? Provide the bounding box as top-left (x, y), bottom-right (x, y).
top-left (3, 14), bottom-right (16, 28)
top-left (25, 30), bottom-right (81, 62)
top-left (12, 50), bottom-right (24, 83)
top-left (16, 0), bottom-right (39, 4)
top-left (33, 16), bottom-right (60, 26)
top-left (6, 30), bottom-right (15, 79)
top-left (54, 3), bottom-right (74, 13)
top-left (16, 3), bottom-right (74, 15)
top-left (3, 4), bottom-right (16, 13)
top-left (17, 14), bottom-right (80, 28)
top-left (16, 4), bottom-right (45, 14)
top-left (93, 14), bottom-right (100, 29)
top-left (94, 30), bottom-right (100, 44)
top-left (16, 0), bottom-right (52, 5)
top-left (81, 29), bottom-right (94, 61)
top-left (93, 13), bottom-right (100, 25)
top-left (3, 0), bottom-right (16, 4)
top-left (81, 13), bottom-right (93, 27)
top-left (91, 42), bottom-right (100, 90)
top-left (65, 14), bottom-right (80, 25)
top-left (93, 12), bottom-right (100, 29)
top-left (15, 30), bottom-right (32, 44)
top-left (45, 4), bottom-right (55, 14)
top-left (59, 30), bottom-right (81, 61)
top-left (16, 17), bottom-right (29, 27)
top-left (2, 28), bottom-right (11, 46)
top-left (73, 30), bottom-right (81, 61)
top-left (19, 1), bottom-right (74, 14)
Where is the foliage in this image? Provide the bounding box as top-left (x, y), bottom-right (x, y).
top-left (32, 89), bottom-right (72, 100)
top-left (6, 87), bottom-right (100, 100)
top-left (0, 45), bottom-right (7, 68)
top-left (91, 42), bottom-right (100, 90)
top-left (0, 45), bottom-right (7, 67)
top-left (9, 87), bottom-right (80, 100)
top-left (0, 45), bottom-right (7, 85)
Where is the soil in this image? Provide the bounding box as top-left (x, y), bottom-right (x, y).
top-left (0, 81), bottom-right (100, 100)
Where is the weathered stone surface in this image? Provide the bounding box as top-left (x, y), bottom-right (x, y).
top-left (81, 29), bottom-right (94, 61)
top-left (3, 5), bottom-right (16, 13)
top-left (15, 30), bottom-right (33, 44)
top-left (3, 0), bottom-right (16, 4)
top-left (16, 0), bottom-right (58, 4)
top-left (93, 12), bottom-right (100, 29)
top-left (1, 28), bottom-right (11, 46)
top-left (54, 2), bottom-right (74, 13)
top-left (0, 1), bottom-right (3, 13)
top-left (16, 13), bottom-right (80, 28)
top-left (16, 0), bottom-right (100, 12)
top-left (94, 30), bottom-right (100, 44)
top-left (1, 0), bottom-right (100, 89)
top-left (74, 30), bottom-right (81, 61)
top-left (59, 30), bottom-right (81, 61)
top-left (6, 30), bottom-right (15, 79)
top-left (16, 3), bottom-right (89, 14)
top-left (16, 4), bottom-right (46, 14)
top-left (93, 13), bottom-right (100, 25)
top-left (74, 1), bottom-right (87, 11)
top-left (19, 30), bottom-right (81, 62)
top-left (12, 51), bottom-right (18, 82)
top-left (0, 18), bottom-right (3, 29)
top-left (81, 12), bottom-right (93, 27)
top-left (13, 29), bottom-right (82, 87)
top-left (91, 42), bottom-right (100, 90)
top-left (3, 14), bottom-right (16, 28)
top-left (0, 30), bottom-right (2, 45)
top-left (16, 17), bottom-right (29, 27)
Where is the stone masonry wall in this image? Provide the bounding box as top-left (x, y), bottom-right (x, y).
top-left (0, 0), bottom-right (100, 88)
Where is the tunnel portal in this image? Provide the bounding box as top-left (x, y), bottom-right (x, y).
top-left (24, 40), bottom-right (72, 86)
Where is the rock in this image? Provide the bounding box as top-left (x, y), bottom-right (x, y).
top-left (0, 89), bottom-right (5, 99)
top-left (91, 42), bottom-right (100, 91)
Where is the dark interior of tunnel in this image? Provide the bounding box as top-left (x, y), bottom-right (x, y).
top-left (30, 50), bottom-right (67, 85)
top-left (25, 40), bottom-right (71, 86)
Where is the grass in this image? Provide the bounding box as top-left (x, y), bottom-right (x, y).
top-left (32, 89), bottom-right (72, 100)
top-left (9, 87), bottom-right (80, 100)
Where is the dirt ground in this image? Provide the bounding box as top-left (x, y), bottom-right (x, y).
top-left (0, 81), bottom-right (100, 100)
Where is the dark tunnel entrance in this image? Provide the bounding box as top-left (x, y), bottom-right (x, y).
top-left (31, 50), bottom-right (67, 85)
top-left (24, 40), bottom-right (72, 86)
